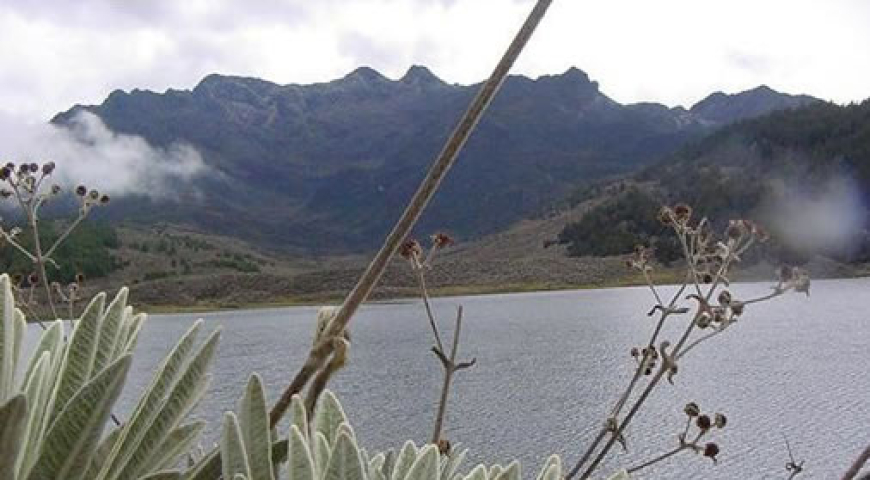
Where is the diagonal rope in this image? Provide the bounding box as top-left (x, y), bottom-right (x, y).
top-left (269, 0), bottom-right (556, 427)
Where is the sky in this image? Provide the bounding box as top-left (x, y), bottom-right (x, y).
top-left (1, 0), bottom-right (869, 123)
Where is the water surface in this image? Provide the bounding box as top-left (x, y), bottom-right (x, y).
top-left (107, 278), bottom-right (870, 478)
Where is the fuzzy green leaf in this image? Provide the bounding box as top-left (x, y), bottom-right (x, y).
top-left (238, 374), bottom-right (274, 480)
top-left (605, 469), bottom-right (631, 480)
top-left (404, 445), bottom-right (440, 480)
top-left (464, 465), bottom-right (488, 480)
top-left (51, 292), bottom-right (106, 419)
top-left (313, 390), bottom-right (347, 446)
top-left (0, 394), bottom-right (28, 479)
top-left (288, 425), bottom-right (316, 480)
top-left (391, 441), bottom-right (418, 480)
top-left (314, 432), bottom-right (331, 479)
top-left (93, 288), bottom-right (128, 376)
top-left (493, 461), bottom-right (520, 480)
top-left (28, 354), bottom-right (131, 480)
top-left (112, 328), bottom-right (219, 480)
top-left (0, 275), bottom-right (17, 401)
top-left (98, 320), bottom-right (206, 480)
top-left (140, 421), bottom-right (206, 474)
top-left (223, 412), bottom-right (253, 480)
top-left (324, 430), bottom-right (366, 480)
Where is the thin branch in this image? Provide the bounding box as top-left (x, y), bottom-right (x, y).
top-left (416, 268), bottom-right (445, 353)
top-left (841, 446), bottom-right (870, 480)
top-left (627, 445), bottom-right (689, 474)
top-left (44, 212), bottom-right (87, 259)
top-left (268, 0), bottom-right (554, 429)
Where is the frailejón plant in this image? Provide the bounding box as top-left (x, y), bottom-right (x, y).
top-left (0, 273), bottom-right (221, 480)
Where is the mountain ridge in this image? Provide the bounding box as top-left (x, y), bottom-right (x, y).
top-left (51, 66), bottom-right (820, 253)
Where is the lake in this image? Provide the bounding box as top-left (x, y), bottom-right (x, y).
top-left (107, 278), bottom-right (870, 478)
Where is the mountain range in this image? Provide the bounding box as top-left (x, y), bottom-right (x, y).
top-left (53, 66), bottom-right (818, 253)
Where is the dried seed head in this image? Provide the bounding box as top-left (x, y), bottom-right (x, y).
top-left (730, 301), bottom-right (744, 316)
top-left (88, 189), bottom-right (100, 200)
top-left (702, 273), bottom-right (714, 284)
top-left (100, 194), bottom-right (110, 204)
top-left (726, 220), bottom-right (746, 240)
top-left (28, 162), bottom-right (38, 173)
top-left (42, 162), bottom-right (56, 175)
top-left (703, 443), bottom-right (720, 462)
top-left (644, 367), bottom-right (653, 376)
top-left (0, 189), bottom-right (12, 199)
top-left (28, 272), bottom-right (39, 285)
top-left (630, 347), bottom-right (639, 358)
top-left (0, 167), bottom-right (10, 180)
top-left (696, 414), bottom-right (712, 430)
top-left (717, 290), bottom-right (732, 306)
top-left (399, 239), bottom-right (422, 260)
top-left (431, 232), bottom-right (454, 248)
top-left (18, 163), bottom-right (29, 174)
top-left (793, 268), bottom-right (811, 296)
top-left (696, 313), bottom-right (712, 329)
top-left (673, 203), bottom-right (692, 224)
top-left (51, 184), bottom-right (61, 195)
top-left (714, 413), bottom-right (727, 429)
top-left (658, 206), bottom-right (674, 226)
top-left (684, 402), bottom-right (700, 417)
top-left (76, 185), bottom-right (87, 196)
top-left (438, 438), bottom-right (451, 455)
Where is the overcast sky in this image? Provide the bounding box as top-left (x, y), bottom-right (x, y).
top-left (1, 0), bottom-right (869, 122)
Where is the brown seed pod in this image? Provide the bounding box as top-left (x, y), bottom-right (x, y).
top-left (714, 413), bottom-right (727, 428)
top-left (717, 290), bottom-right (732, 306)
top-left (399, 239), bottom-right (422, 260)
top-left (657, 206), bottom-right (674, 225)
top-left (76, 185), bottom-right (87, 196)
top-left (696, 414), bottom-right (712, 430)
top-left (673, 203), bottom-right (692, 223)
top-left (100, 194), bottom-right (110, 204)
top-left (703, 442), bottom-right (720, 462)
top-left (684, 402), bottom-right (700, 417)
top-left (42, 162), bottom-right (56, 175)
top-left (431, 232), bottom-right (454, 248)
top-left (28, 272), bottom-right (39, 285)
top-left (630, 347), bottom-right (639, 358)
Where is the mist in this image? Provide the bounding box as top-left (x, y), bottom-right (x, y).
top-left (0, 110), bottom-right (209, 199)
top-left (759, 175), bottom-right (867, 257)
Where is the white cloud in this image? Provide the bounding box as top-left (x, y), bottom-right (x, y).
top-left (0, 0), bottom-right (868, 123)
top-left (0, 110), bottom-right (208, 199)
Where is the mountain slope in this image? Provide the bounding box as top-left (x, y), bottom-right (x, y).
top-left (53, 66), bottom-right (817, 253)
top-left (557, 99), bottom-right (870, 263)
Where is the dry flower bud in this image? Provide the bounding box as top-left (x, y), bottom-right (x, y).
top-left (714, 413), bottom-right (727, 428)
top-left (630, 347), bottom-right (639, 357)
top-left (19, 163), bottom-right (29, 174)
top-left (717, 290), bottom-right (732, 306)
top-left (696, 414), bottom-right (712, 430)
top-left (399, 239), bottom-right (422, 260)
top-left (51, 185), bottom-right (61, 195)
top-left (438, 438), bottom-right (451, 455)
top-left (726, 220), bottom-right (746, 240)
top-left (730, 302), bottom-right (744, 316)
top-left (76, 185), bottom-right (87, 196)
top-left (696, 313), bottom-right (712, 329)
top-left (702, 273), bottom-right (714, 284)
top-left (684, 402), bottom-right (700, 417)
top-left (28, 272), bottom-right (39, 285)
top-left (28, 162), bottom-right (38, 173)
top-left (431, 232), bottom-right (454, 248)
top-left (658, 206), bottom-right (674, 225)
top-left (42, 162), bottom-right (56, 175)
top-left (88, 189), bottom-right (100, 200)
top-left (100, 194), bottom-right (111, 204)
top-left (0, 167), bottom-right (10, 180)
top-left (673, 203), bottom-right (692, 223)
top-left (703, 443), bottom-right (720, 462)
